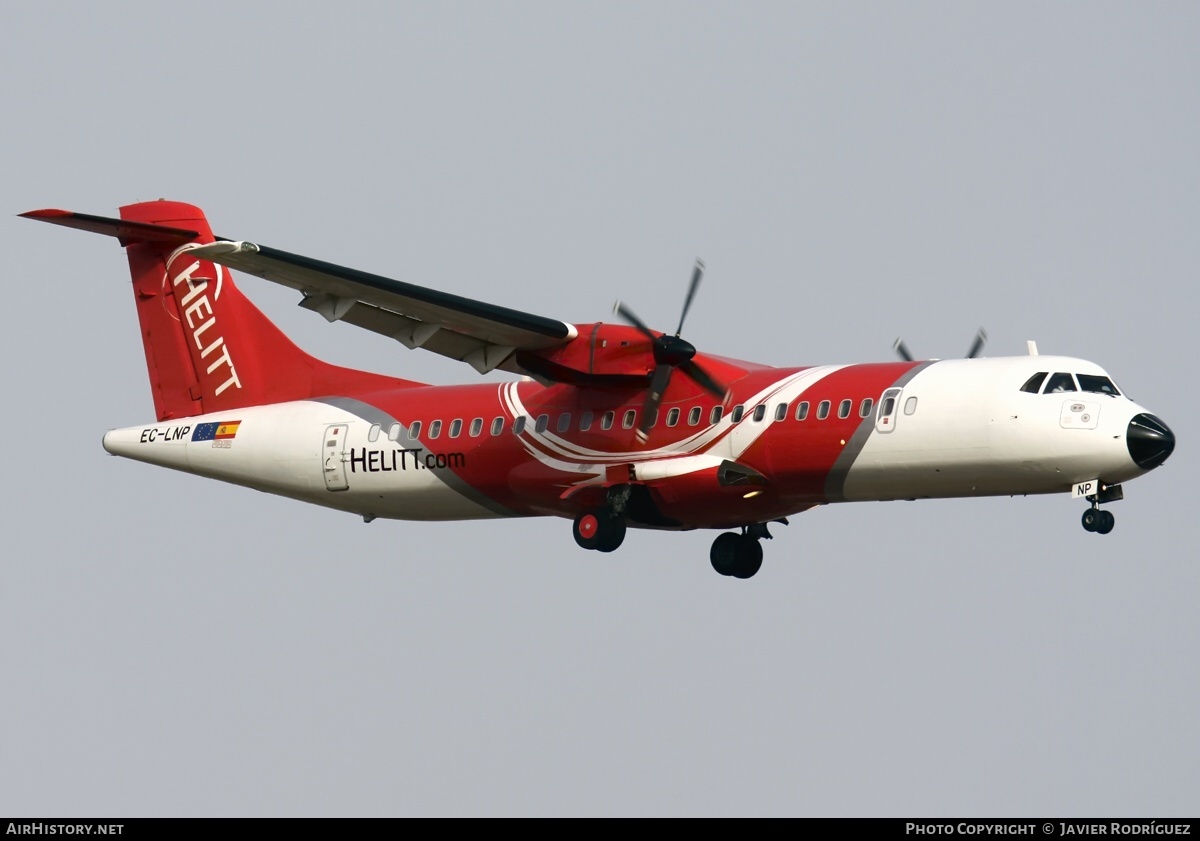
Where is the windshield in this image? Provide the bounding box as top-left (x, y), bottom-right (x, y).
top-left (1077, 374), bottom-right (1120, 396)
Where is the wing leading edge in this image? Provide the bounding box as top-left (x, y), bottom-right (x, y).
top-left (188, 241), bottom-right (577, 376)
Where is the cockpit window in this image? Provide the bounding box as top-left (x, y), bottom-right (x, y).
top-left (1076, 374), bottom-right (1120, 396)
top-left (1020, 372), bottom-right (1048, 394)
top-left (1044, 372), bottom-right (1077, 393)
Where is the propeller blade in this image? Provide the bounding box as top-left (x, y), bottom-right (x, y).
top-left (638, 364), bottom-right (674, 441)
top-left (679, 359), bottom-right (727, 401)
top-left (965, 328), bottom-right (988, 359)
top-left (675, 258), bottom-right (705, 337)
top-left (614, 301), bottom-right (658, 343)
top-left (894, 338), bottom-right (914, 362)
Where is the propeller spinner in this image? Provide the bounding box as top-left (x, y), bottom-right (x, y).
top-left (614, 260), bottom-right (728, 440)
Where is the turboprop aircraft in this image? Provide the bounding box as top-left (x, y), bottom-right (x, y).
top-left (22, 201), bottom-right (1175, 579)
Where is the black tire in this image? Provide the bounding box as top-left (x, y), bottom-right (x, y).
top-left (1096, 510), bottom-right (1115, 535)
top-left (1081, 509), bottom-right (1099, 532)
top-left (710, 533), bottom-right (741, 576)
top-left (596, 516), bottom-right (627, 553)
top-left (573, 512), bottom-right (602, 550)
top-left (731, 536), bottom-right (764, 579)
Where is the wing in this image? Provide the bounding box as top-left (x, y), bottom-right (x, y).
top-left (189, 241), bottom-right (577, 375)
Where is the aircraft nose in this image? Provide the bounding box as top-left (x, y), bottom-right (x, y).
top-left (1127, 413), bottom-right (1175, 470)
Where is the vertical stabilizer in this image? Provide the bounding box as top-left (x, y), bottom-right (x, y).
top-left (25, 201), bottom-right (423, 421)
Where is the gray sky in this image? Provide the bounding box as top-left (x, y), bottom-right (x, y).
top-left (2, 1), bottom-right (1196, 817)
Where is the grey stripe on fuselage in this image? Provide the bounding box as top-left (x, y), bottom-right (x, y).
top-left (823, 362), bottom-right (935, 503)
top-left (313, 395), bottom-right (518, 517)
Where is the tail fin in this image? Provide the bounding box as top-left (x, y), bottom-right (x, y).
top-left (24, 201), bottom-right (423, 421)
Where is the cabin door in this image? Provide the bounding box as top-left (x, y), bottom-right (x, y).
top-left (323, 424), bottom-right (349, 491)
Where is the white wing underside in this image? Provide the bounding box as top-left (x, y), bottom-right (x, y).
top-left (188, 240), bottom-right (577, 376)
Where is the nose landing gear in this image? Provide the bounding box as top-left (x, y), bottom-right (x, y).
top-left (1080, 483), bottom-right (1123, 535)
top-left (1081, 506), bottom-right (1115, 535)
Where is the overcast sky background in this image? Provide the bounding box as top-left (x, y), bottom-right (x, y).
top-left (2, 2), bottom-right (1196, 817)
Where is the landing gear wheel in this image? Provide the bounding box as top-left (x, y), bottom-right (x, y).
top-left (573, 510), bottom-right (627, 552)
top-left (596, 517), bottom-right (627, 553)
top-left (1096, 510), bottom-right (1115, 535)
top-left (710, 533), bottom-right (742, 576)
top-left (1081, 509), bottom-right (1100, 533)
top-left (730, 537), bottom-right (763, 579)
top-left (573, 512), bottom-right (602, 550)
top-left (710, 533), bottom-right (763, 579)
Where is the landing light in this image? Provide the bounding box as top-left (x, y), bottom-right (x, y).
top-left (743, 490), bottom-right (762, 499)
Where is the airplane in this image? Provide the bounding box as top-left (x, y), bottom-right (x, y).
top-left (21, 200), bottom-right (1176, 579)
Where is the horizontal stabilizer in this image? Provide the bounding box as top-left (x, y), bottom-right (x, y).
top-left (19, 208), bottom-right (202, 247)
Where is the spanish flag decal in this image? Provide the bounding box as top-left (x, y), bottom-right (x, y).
top-left (192, 420), bottom-right (243, 442)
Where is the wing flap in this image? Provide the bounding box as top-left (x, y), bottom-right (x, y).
top-left (318, 298), bottom-right (521, 374)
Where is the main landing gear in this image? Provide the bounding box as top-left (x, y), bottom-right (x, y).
top-left (573, 510), bottom-right (627, 553)
top-left (709, 521), bottom-right (781, 579)
top-left (1080, 483), bottom-right (1123, 535)
top-left (570, 495), bottom-right (784, 580)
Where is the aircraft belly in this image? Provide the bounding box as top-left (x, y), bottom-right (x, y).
top-left (105, 401), bottom-right (504, 522)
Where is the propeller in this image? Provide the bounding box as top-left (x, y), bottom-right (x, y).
top-left (893, 328), bottom-right (988, 362)
top-left (614, 259), bottom-right (728, 440)
top-left (964, 328), bottom-right (988, 360)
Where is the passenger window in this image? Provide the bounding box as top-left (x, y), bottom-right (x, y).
top-left (773, 403), bottom-right (786, 422)
top-left (622, 410), bottom-right (636, 429)
top-left (838, 399), bottom-right (851, 419)
top-left (490, 417), bottom-right (504, 436)
top-left (469, 418), bottom-right (483, 437)
top-left (666, 408), bottom-right (680, 427)
top-left (880, 396), bottom-right (895, 417)
top-left (580, 411), bottom-right (594, 431)
top-left (904, 396), bottom-right (918, 415)
top-left (688, 407), bottom-right (702, 426)
top-left (753, 405), bottom-right (766, 422)
top-left (645, 409), bottom-right (658, 428)
top-left (710, 406), bottom-right (723, 425)
top-left (388, 423), bottom-right (402, 442)
top-left (1045, 372), bottom-right (1077, 393)
top-left (732, 405), bottom-right (745, 422)
top-left (535, 414), bottom-right (549, 433)
top-left (1077, 374), bottom-right (1120, 396)
top-left (796, 401), bottom-right (809, 421)
top-left (408, 420), bottom-right (422, 439)
top-left (1020, 372), bottom-right (1048, 394)
top-left (817, 400), bottom-right (831, 420)
top-left (512, 416), bottom-right (527, 435)
top-left (449, 419), bottom-right (463, 438)
top-left (859, 398), bottom-right (873, 418)
top-left (601, 411), bottom-right (615, 430)
top-left (428, 420), bottom-right (442, 439)
top-left (368, 423), bottom-right (381, 442)
top-left (557, 413), bottom-right (572, 433)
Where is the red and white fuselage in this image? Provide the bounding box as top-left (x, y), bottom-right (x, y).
top-left (100, 354), bottom-right (1163, 527)
top-left (23, 200), bottom-right (1174, 577)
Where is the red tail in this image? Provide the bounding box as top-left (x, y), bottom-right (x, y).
top-left (26, 201), bottom-right (424, 421)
